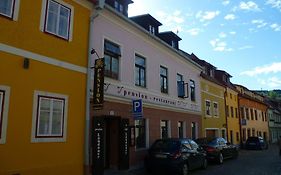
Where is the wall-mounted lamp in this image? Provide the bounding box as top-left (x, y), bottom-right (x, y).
top-left (23, 58), bottom-right (29, 69)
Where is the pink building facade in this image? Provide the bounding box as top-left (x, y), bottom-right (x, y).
top-left (91, 5), bottom-right (202, 173)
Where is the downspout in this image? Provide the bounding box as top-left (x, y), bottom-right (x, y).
top-left (224, 87), bottom-right (229, 142)
top-left (85, 5), bottom-right (102, 175)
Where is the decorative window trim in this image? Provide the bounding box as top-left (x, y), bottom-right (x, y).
top-left (0, 85), bottom-right (10, 144)
top-left (0, 0), bottom-right (20, 21)
top-left (31, 91), bottom-right (68, 143)
top-left (40, 0), bottom-right (74, 41)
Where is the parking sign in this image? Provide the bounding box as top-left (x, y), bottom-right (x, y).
top-left (132, 99), bottom-right (142, 119)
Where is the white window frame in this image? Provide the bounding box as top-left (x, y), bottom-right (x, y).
top-left (0, 0), bottom-right (20, 20)
top-left (31, 91), bottom-right (68, 143)
top-left (205, 100), bottom-right (211, 117)
top-left (40, 0), bottom-right (74, 41)
top-left (213, 102), bottom-right (219, 117)
top-left (0, 85), bottom-right (10, 144)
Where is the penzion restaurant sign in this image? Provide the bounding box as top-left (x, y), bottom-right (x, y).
top-left (93, 58), bottom-right (105, 109)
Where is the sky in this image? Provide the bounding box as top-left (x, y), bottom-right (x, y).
top-left (128, 0), bottom-right (281, 91)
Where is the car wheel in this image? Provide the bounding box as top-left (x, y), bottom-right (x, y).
top-left (218, 153), bottom-right (223, 164)
top-left (201, 158), bottom-right (208, 169)
top-left (181, 163), bottom-right (188, 175)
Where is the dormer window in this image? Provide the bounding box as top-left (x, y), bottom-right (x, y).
top-left (171, 40), bottom-right (176, 48)
top-left (114, 1), bottom-right (123, 13)
top-left (149, 25), bottom-right (155, 35)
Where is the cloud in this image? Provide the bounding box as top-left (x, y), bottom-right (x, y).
top-left (155, 10), bottom-right (185, 27)
top-left (229, 31), bottom-right (236, 35)
top-left (240, 62), bottom-right (281, 76)
top-left (239, 1), bottom-right (261, 11)
top-left (270, 23), bottom-right (281, 31)
top-left (222, 0), bottom-right (230, 6)
top-left (196, 11), bottom-right (220, 22)
top-left (210, 38), bottom-right (233, 52)
top-left (219, 32), bottom-right (227, 38)
top-left (266, 0), bottom-right (281, 11)
top-left (238, 45), bottom-right (254, 50)
top-left (258, 77), bottom-right (281, 89)
top-left (224, 14), bottom-right (236, 20)
top-left (251, 19), bottom-right (267, 28)
top-left (187, 28), bottom-right (201, 36)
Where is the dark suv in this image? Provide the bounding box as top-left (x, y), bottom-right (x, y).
top-left (245, 136), bottom-right (268, 150)
top-left (144, 138), bottom-right (207, 175)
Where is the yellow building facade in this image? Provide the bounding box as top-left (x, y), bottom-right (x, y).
top-left (225, 87), bottom-right (240, 145)
top-left (0, 0), bottom-right (92, 174)
top-left (201, 78), bottom-right (227, 139)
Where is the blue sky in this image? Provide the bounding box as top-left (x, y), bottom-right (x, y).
top-left (128, 0), bottom-right (281, 90)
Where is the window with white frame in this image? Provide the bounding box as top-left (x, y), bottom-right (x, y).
top-left (190, 80), bottom-right (196, 101)
top-left (43, 0), bottom-right (72, 40)
top-left (32, 91), bottom-right (68, 142)
top-left (160, 66), bottom-right (168, 94)
top-left (160, 120), bottom-right (169, 139)
top-left (135, 54), bottom-right (146, 87)
top-left (0, 0), bottom-right (15, 18)
top-left (205, 100), bottom-right (211, 116)
top-left (104, 40), bottom-right (120, 79)
top-left (0, 86), bottom-right (10, 144)
top-left (213, 102), bottom-right (219, 117)
top-left (0, 0), bottom-right (19, 20)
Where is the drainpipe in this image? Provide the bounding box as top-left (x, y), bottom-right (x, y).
top-left (224, 87), bottom-right (229, 142)
top-left (85, 3), bottom-right (103, 175)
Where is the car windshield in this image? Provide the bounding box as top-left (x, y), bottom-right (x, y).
top-left (247, 137), bottom-right (259, 141)
top-left (150, 140), bottom-right (180, 152)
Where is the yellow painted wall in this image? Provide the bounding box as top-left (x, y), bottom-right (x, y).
top-left (201, 78), bottom-right (226, 138)
top-left (0, 0), bottom-right (91, 174)
top-left (225, 88), bottom-right (240, 145)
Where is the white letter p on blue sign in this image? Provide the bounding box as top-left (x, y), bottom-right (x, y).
top-left (132, 99), bottom-right (142, 118)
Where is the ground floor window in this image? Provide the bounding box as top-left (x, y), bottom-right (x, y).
top-left (242, 128), bottom-right (246, 141)
top-left (0, 85), bottom-right (10, 144)
top-left (160, 120), bottom-right (169, 139)
top-left (178, 121), bottom-right (183, 138)
top-left (31, 91), bottom-right (68, 142)
top-left (135, 119), bottom-right (146, 149)
top-left (191, 122), bottom-right (197, 140)
top-left (221, 129), bottom-right (226, 140)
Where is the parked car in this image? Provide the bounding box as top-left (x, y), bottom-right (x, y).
top-left (245, 136), bottom-right (268, 150)
top-left (195, 137), bottom-right (239, 164)
top-left (144, 138), bottom-right (207, 175)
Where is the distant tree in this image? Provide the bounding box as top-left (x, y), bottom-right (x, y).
top-left (269, 91), bottom-right (278, 99)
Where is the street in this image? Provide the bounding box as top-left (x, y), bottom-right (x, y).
top-left (124, 144), bottom-right (281, 175)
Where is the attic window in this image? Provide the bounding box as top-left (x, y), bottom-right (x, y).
top-left (114, 1), bottom-right (123, 13)
top-left (171, 40), bottom-right (176, 48)
top-left (149, 25), bottom-right (155, 35)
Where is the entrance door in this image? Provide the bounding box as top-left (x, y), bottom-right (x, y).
top-left (119, 118), bottom-right (130, 170)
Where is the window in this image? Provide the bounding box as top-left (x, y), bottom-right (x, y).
top-left (149, 25), bottom-right (155, 34)
top-left (44, 0), bottom-right (72, 40)
top-left (190, 80), bottom-right (195, 101)
top-left (161, 120), bottom-right (168, 139)
top-left (221, 129), bottom-right (226, 139)
top-left (235, 108), bottom-right (238, 118)
top-left (32, 91), bottom-right (68, 142)
top-left (205, 100), bottom-right (211, 116)
top-left (135, 119), bottom-right (146, 149)
top-left (236, 132), bottom-right (239, 142)
top-left (104, 40), bottom-right (120, 79)
top-left (177, 74), bottom-right (185, 98)
top-left (254, 110), bottom-right (257, 120)
top-left (114, 1), bottom-right (123, 13)
top-left (240, 107), bottom-right (245, 119)
top-left (247, 129), bottom-right (251, 138)
top-left (246, 108), bottom-right (249, 120)
top-left (0, 0), bottom-right (14, 18)
top-left (242, 128), bottom-right (246, 141)
top-left (0, 86), bottom-right (10, 144)
top-left (230, 106), bottom-right (234, 118)
top-left (250, 109), bottom-right (254, 120)
top-left (135, 55), bottom-right (146, 87)
top-left (160, 66), bottom-right (168, 93)
top-left (213, 102), bottom-right (218, 117)
top-left (178, 121), bottom-right (183, 138)
top-left (171, 40), bottom-right (176, 48)
top-left (191, 122), bottom-right (197, 140)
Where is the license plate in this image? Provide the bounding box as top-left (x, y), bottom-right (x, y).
top-left (155, 154), bottom-right (167, 158)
